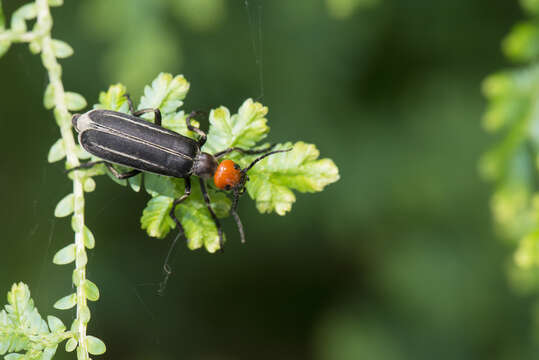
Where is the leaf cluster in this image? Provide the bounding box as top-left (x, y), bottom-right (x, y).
top-left (0, 283), bottom-right (69, 360)
top-left (82, 73), bottom-right (339, 252)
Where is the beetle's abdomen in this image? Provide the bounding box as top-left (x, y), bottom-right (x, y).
top-left (77, 110), bottom-right (198, 178)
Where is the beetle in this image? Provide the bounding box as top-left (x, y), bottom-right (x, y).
top-left (69, 95), bottom-right (290, 249)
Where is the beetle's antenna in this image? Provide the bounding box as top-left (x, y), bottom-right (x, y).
top-left (214, 143), bottom-right (275, 159)
top-left (241, 148), bottom-right (293, 174)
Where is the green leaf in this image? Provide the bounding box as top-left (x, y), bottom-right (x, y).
top-left (139, 73), bottom-right (190, 115)
top-left (162, 110), bottom-right (200, 138)
top-left (46, 316), bottom-right (65, 332)
top-left (29, 40), bottom-right (41, 54)
top-left (179, 191), bottom-right (230, 253)
top-left (179, 184), bottom-right (230, 251)
top-left (51, 39), bottom-right (73, 58)
top-left (128, 173), bottom-right (142, 192)
top-left (0, 41), bottom-right (11, 58)
top-left (83, 177), bottom-right (96, 192)
top-left (53, 244), bottom-right (76, 265)
top-left (203, 98), bottom-right (269, 154)
top-left (95, 83), bottom-right (129, 112)
top-left (5, 354), bottom-right (23, 360)
top-left (206, 189), bottom-right (232, 218)
top-left (41, 346), bottom-right (57, 360)
top-left (75, 145), bottom-right (92, 160)
top-left (82, 280), bottom-right (100, 301)
top-left (5, 283), bottom-right (41, 326)
top-left (79, 305), bottom-right (90, 324)
top-left (144, 174), bottom-right (184, 198)
top-left (65, 338), bottom-right (77, 352)
top-left (70, 319), bottom-right (79, 332)
top-left (503, 22), bottom-right (539, 62)
top-left (65, 92), bottom-right (87, 111)
top-left (54, 193), bottom-right (74, 217)
top-left (48, 0), bottom-right (63, 6)
top-left (83, 226), bottom-right (95, 249)
top-left (47, 138), bottom-right (65, 163)
top-left (53, 293), bottom-right (76, 310)
top-left (43, 84), bottom-right (55, 110)
top-left (86, 336), bottom-right (106, 355)
top-left (243, 142), bottom-right (340, 215)
top-left (11, 3), bottom-right (37, 32)
top-left (141, 195), bottom-right (175, 239)
top-left (0, 336), bottom-right (8, 355)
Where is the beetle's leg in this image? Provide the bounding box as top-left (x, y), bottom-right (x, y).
top-left (123, 93), bottom-right (162, 126)
top-left (198, 178), bottom-right (224, 251)
top-left (186, 111), bottom-right (207, 147)
top-left (169, 177), bottom-right (192, 239)
top-left (104, 162), bottom-right (141, 179)
top-left (65, 160), bottom-right (106, 174)
top-left (124, 93), bottom-right (136, 114)
top-left (133, 108), bottom-right (162, 126)
top-left (67, 161), bottom-right (141, 180)
top-left (214, 144), bottom-right (275, 159)
top-left (159, 177), bottom-right (192, 295)
top-left (230, 187), bottom-right (246, 243)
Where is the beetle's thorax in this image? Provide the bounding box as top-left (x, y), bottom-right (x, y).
top-left (193, 152), bottom-right (218, 179)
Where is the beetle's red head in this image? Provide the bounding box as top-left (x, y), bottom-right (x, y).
top-left (214, 159), bottom-right (244, 190)
top-left (213, 148), bottom-right (293, 191)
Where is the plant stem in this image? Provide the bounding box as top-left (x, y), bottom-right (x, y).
top-left (0, 328), bottom-right (73, 347)
top-left (34, 0), bottom-right (89, 358)
top-left (0, 29), bottom-right (42, 42)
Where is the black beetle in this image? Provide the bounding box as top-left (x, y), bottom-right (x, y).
top-left (70, 95), bottom-right (290, 249)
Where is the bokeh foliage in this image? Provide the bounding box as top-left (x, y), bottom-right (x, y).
top-left (482, 1), bottom-right (539, 292)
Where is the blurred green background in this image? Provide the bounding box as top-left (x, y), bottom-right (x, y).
top-left (0, 0), bottom-right (535, 359)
